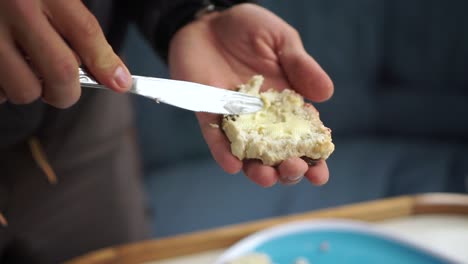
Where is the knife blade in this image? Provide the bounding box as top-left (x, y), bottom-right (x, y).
top-left (79, 67), bottom-right (263, 115)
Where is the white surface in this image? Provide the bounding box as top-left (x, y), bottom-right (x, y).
top-left (377, 215), bottom-right (468, 264)
top-left (146, 250), bottom-right (224, 264)
top-left (148, 215), bottom-right (468, 264)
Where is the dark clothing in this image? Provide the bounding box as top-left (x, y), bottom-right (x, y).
top-left (0, 91), bottom-right (144, 263)
top-left (0, 0), bottom-right (249, 263)
top-left (0, 92), bottom-right (147, 264)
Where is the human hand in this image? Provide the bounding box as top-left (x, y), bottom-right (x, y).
top-left (169, 4), bottom-right (333, 187)
top-left (0, 0), bottom-right (132, 108)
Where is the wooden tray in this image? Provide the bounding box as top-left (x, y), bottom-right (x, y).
top-left (67, 193), bottom-right (468, 264)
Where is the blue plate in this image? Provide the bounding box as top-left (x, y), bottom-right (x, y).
top-left (215, 220), bottom-right (457, 264)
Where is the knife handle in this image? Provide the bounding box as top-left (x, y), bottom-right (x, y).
top-left (78, 67), bottom-right (107, 90)
top-left (79, 67), bottom-right (140, 96)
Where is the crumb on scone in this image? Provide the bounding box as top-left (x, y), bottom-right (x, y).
top-left (222, 75), bottom-right (334, 166)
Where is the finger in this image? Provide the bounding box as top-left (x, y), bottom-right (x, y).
top-left (0, 24), bottom-right (42, 104)
top-left (44, 0), bottom-right (131, 92)
top-left (279, 28), bottom-right (334, 102)
top-left (9, 2), bottom-right (80, 108)
top-left (304, 160), bottom-right (329, 186)
top-left (197, 113), bottom-right (243, 174)
top-left (243, 160), bottom-right (278, 187)
top-left (72, 50), bottom-right (82, 66)
top-left (277, 157), bottom-right (309, 185)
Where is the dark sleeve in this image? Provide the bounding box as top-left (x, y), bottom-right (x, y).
top-left (124, 0), bottom-right (255, 62)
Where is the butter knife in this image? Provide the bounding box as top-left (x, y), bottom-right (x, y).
top-left (79, 67), bottom-right (263, 115)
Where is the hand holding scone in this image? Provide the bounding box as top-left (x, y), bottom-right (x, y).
top-left (169, 4), bottom-right (334, 186)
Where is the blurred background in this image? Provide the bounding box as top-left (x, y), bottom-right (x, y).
top-left (120, 0), bottom-right (468, 238)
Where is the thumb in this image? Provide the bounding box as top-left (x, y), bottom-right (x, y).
top-left (279, 29), bottom-right (334, 102)
top-left (45, 0), bottom-right (132, 92)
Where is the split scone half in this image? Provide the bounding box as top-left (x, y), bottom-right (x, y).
top-left (222, 76), bottom-right (334, 166)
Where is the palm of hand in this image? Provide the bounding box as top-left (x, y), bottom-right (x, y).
top-left (169, 4), bottom-right (333, 187)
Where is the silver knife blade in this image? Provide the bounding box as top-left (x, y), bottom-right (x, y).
top-left (79, 67), bottom-right (263, 115)
top-left (130, 76), bottom-right (264, 115)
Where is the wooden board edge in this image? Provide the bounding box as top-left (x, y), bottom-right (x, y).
top-left (67, 195), bottom-right (416, 264)
top-left (66, 193), bottom-right (468, 264)
top-left (413, 192), bottom-right (468, 215)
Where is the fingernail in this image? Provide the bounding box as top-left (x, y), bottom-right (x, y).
top-left (114, 66), bottom-right (132, 90)
top-left (301, 156), bottom-right (319, 167)
top-left (281, 175), bottom-right (304, 185)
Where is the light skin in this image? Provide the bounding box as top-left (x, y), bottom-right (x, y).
top-left (0, 0), bottom-right (131, 108)
top-left (169, 4), bottom-right (333, 186)
top-left (0, 2), bottom-right (333, 187)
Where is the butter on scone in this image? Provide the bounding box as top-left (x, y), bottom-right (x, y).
top-left (222, 76), bottom-right (334, 166)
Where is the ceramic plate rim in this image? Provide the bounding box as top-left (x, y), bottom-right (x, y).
top-left (214, 219), bottom-right (458, 264)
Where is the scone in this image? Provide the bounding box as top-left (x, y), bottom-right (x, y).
top-left (222, 76), bottom-right (334, 166)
